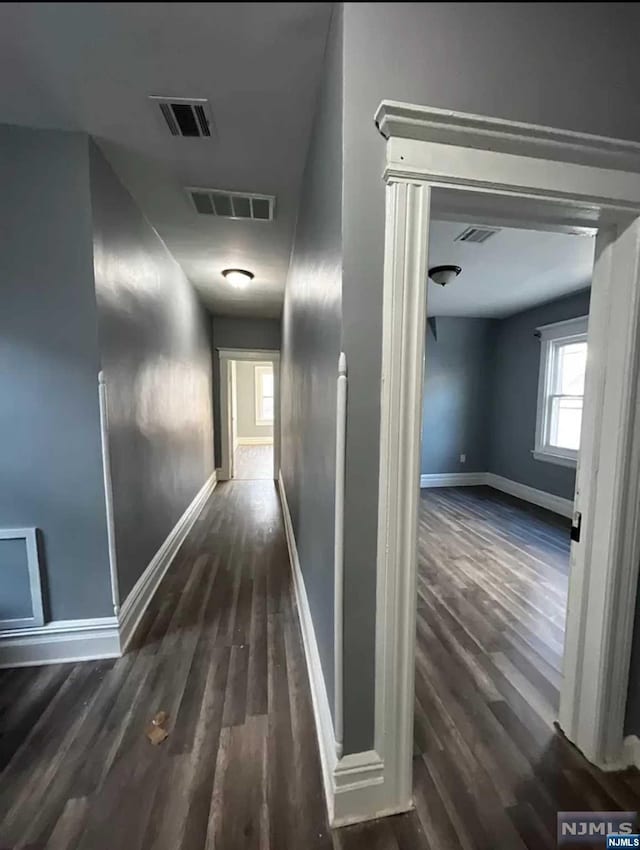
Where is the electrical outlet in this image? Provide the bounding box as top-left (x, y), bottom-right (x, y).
top-left (460, 453), bottom-right (466, 464)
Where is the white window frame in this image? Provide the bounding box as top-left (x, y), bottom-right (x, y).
top-left (254, 364), bottom-right (274, 426)
top-left (533, 315), bottom-right (589, 468)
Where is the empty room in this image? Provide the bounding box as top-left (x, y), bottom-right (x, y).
top-left (414, 215), bottom-right (595, 831)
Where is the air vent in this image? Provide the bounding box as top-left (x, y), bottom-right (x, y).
top-left (187, 188), bottom-right (275, 221)
top-left (149, 96), bottom-right (214, 138)
top-left (455, 225), bottom-right (501, 244)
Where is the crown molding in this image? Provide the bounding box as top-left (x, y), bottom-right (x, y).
top-left (374, 101), bottom-right (640, 172)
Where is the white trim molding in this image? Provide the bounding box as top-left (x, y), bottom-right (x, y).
top-left (235, 436), bottom-right (273, 446)
top-left (420, 472), bottom-right (574, 518)
top-left (118, 471), bottom-right (217, 651)
top-left (0, 617), bottom-right (120, 668)
top-left (617, 735), bottom-right (640, 772)
top-left (375, 100), bottom-right (640, 805)
top-left (278, 472), bottom-right (392, 826)
top-left (98, 371), bottom-right (120, 617)
top-left (334, 353), bottom-right (347, 759)
top-left (485, 473), bottom-right (574, 519)
top-left (532, 450), bottom-right (576, 469)
top-left (420, 472), bottom-right (485, 488)
top-left (277, 472), bottom-right (336, 811)
top-left (374, 101), bottom-right (640, 170)
top-left (375, 101), bottom-right (640, 209)
top-left (374, 180), bottom-right (431, 818)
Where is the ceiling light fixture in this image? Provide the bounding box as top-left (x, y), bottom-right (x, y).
top-left (222, 268), bottom-right (254, 289)
top-left (428, 264), bottom-right (462, 287)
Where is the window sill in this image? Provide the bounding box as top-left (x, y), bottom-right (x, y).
top-left (532, 449), bottom-right (577, 469)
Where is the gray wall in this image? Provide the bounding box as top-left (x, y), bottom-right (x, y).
top-left (211, 317), bottom-right (281, 464)
top-left (235, 361), bottom-right (273, 441)
top-left (339, 1), bottom-right (640, 753)
top-left (422, 319), bottom-right (494, 475)
top-left (0, 125), bottom-right (112, 621)
top-left (281, 4), bottom-right (343, 723)
top-left (421, 293), bottom-right (591, 502)
top-left (489, 289), bottom-right (591, 499)
top-left (90, 142), bottom-right (215, 604)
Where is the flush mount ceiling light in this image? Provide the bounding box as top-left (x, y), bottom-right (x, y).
top-left (222, 268), bottom-right (254, 289)
top-left (428, 264), bottom-right (462, 287)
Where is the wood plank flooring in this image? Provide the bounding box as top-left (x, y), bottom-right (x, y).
top-left (0, 482), bottom-right (332, 850)
top-left (411, 486), bottom-right (640, 850)
top-left (0, 482), bottom-right (638, 849)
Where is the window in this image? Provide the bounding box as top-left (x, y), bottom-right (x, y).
top-left (534, 316), bottom-right (588, 467)
top-left (254, 365), bottom-right (274, 425)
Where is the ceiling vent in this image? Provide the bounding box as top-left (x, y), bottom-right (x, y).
top-left (187, 188), bottom-right (275, 221)
top-left (454, 225), bottom-right (501, 244)
top-left (149, 96), bottom-right (214, 138)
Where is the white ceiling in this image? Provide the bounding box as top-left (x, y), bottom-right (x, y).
top-left (428, 220), bottom-right (595, 317)
top-left (0, 2), bottom-right (332, 318)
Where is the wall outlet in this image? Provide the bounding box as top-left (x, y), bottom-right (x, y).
top-left (459, 453), bottom-right (466, 464)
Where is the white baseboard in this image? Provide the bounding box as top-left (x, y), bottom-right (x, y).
top-left (420, 470), bottom-right (574, 518)
top-left (486, 472), bottom-right (573, 518)
top-left (0, 471), bottom-right (218, 669)
top-left (235, 436), bottom-right (273, 446)
top-left (0, 617), bottom-right (120, 668)
top-left (277, 472), bottom-right (337, 809)
top-left (277, 470), bottom-right (389, 827)
top-left (585, 734), bottom-right (640, 772)
top-left (420, 472), bottom-right (485, 487)
top-left (119, 471), bottom-right (217, 650)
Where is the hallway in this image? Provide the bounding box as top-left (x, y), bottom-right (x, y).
top-left (0, 481), bottom-right (426, 850)
top-left (2, 481), bottom-right (640, 850)
top-left (0, 482), bottom-right (332, 850)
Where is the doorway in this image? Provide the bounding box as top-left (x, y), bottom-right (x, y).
top-left (414, 214), bottom-right (595, 835)
top-left (230, 359), bottom-right (274, 480)
top-left (218, 348), bottom-right (280, 483)
top-left (367, 101), bottom-right (640, 824)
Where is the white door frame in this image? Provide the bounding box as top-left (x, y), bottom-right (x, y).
top-left (217, 348), bottom-right (280, 481)
top-left (372, 101), bottom-right (640, 816)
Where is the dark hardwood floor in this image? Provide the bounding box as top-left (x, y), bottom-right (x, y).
top-left (412, 486), bottom-right (640, 850)
top-left (0, 481), bottom-right (638, 849)
top-left (0, 481), bottom-right (334, 850)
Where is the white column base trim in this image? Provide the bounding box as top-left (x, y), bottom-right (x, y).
top-left (119, 471), bottom-right (217, 650)
top-left (485, 472), bottom-right (574, 518)
top-left (420, 471), bottom-right (574, 518)
top-left (618, 735), bottom-right (640, 771)
top-left (0, 617), bottom-right (120, 668)
top-left (277, 471), bottom-right (399, 826)
top-left (420, 472), bottom-right (485, 487)
top-left (576, 734), bottom-right (640, 772)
